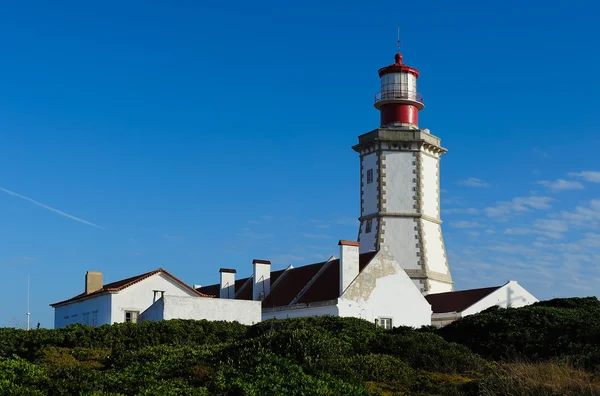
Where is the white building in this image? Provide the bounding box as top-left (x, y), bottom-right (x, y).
top-left (197, 240), bottom-right (432, 328)
top-left (139, 295), bottom-right (260, 325)
top-left (50, 268), bottom-right (260, 328)
top-left (425, 281), bottom-right (539, 327)
top-left (354, 52), bottom-right (453, 295)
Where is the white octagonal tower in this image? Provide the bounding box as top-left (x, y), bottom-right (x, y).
top-left (353, 51), bottom-right (453, 295)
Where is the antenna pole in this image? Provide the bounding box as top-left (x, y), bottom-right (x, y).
top-left (26, 274), bottom-right (30, 331)
top-left (397, 27), bottom-right (401, 53)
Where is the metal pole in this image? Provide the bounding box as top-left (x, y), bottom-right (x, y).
top-left (26, 274), bottom-right (30, 331)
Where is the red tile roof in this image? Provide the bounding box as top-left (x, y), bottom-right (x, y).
top-left (50, 268), bottom-right (210, 307)
top-left (196, 252), bottom-right (378, 309)
top-left (425, 286), bottom-right (501, 314)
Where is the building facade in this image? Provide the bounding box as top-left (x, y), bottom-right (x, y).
top-left (425, 281), bottom-right (539, 327)
top-left (139, 295), bottom-right (261, 326)
top-left (197, 240), bottom-right (432, 328)
top-left (51, 269), bottom-right (210, 328)
top-left (354, 52), bottom-right (453, 295)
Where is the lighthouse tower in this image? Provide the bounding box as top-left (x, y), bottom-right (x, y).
top-left (353, 50), bottom-right (453, 294)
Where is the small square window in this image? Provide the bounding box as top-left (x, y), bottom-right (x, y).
top-left (365, 220), bottom-right (372, 233)
top-left (376, 317), bottom-right (393, 330)
top-left (367, 169), bottom-right (374, 184)
top-left (125, 311), bottom-right (139, 323)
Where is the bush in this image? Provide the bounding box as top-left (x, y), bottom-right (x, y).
top-left (438, 297), bottom-right (600, 371)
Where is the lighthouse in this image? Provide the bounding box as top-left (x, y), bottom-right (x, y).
top-left (353, 49), bottom-right (454, 295)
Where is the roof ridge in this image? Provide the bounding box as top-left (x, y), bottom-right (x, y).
top-left (234, 276), bottom-right (253, 298)
top-left (288, 257), bottom-right (335, 306)
top-left (269, 264), bottom-right (294, 293)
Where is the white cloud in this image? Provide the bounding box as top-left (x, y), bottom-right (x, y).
top-left (302, 233), bottom-right (331, 239)
top-left (444, 208), bottom-right (480, 215)
top-left (458, 177), bottom-right (490, 188)
top-left (450, 221), bottom-right (484, 229)
top-left (237, 228), bottom-right (273, 239)
top-left (559, 199), bottom-right (600, 228)
top-left (538, 179), bottom-right (584, 192)
top-left (504, 219), bottom-right (568, 239)
top-left (484, 196), bottom-right (552, 219)
top-left (270, 254), bottom-right (305, 264)
top-left (568, 171), bottom-right (600, 183)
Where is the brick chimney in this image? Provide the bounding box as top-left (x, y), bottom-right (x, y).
top-left (339, 240), bottom-right (360, 295)
top-left (252, 259), bottom-right (271, 301)
top-left (85, 271), bottom-right (103, 294)
top-left (219, 268), bottom-right (236, 299)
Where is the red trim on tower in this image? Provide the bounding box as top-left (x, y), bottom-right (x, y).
top-left (380, 103), bottom-right (419, 126)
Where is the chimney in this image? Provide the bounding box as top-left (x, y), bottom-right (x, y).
top-left (85, 271), bottom-right (103, 294)
top-left (219, 268), bottom-right (236, 299)
top-left (339, 240), bottom-right (360, 295)
top-left (252, 259), bottom-right (271, 301)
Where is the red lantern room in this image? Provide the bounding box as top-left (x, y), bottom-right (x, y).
top-left (374, 52), bottom-right (424, 129)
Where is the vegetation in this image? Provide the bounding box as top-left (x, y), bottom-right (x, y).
top-left (1, 297), bottom-right (600, 395)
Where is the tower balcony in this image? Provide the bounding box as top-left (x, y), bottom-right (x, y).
top-left (374, 84), bottom-right (424, 110)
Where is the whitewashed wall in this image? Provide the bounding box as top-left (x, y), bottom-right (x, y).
top-left (140, 295), bottom-right (261, 325)
top-left (462, 281), bottom-right (539, 317)
top-left (262, 304), bottom-right (337, 321)
top-left (422, 221), bottom-right (448, 275)
top-left (427, 279), bottom-right (453, 294)
top-left (383, 151), bottom-right (415, 213)
top-left (110, 272), bottom-right (198, 324)
top-left (383, 217), bottom-right (420, 270)
top-left (361, 153), bottom-right (378, 215)
top-left (54, 294), bottom-right (112, 329)
top-left (359, 218), bottom-right (378, 253)
top-left (420, 154), bottom-right (440, 219)
top-left (338, 247), bottom-right (431, 328)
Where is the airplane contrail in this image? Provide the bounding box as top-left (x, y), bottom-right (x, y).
top-left (0, 186), bottom-right (105, 230)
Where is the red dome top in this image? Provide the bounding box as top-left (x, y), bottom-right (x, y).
top-left (377, 53), bottom-right (420, 78)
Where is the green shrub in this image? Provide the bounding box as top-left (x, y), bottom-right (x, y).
top-left (438, 297), bottom-right (600, 371)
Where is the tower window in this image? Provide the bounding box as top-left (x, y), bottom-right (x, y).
top-left (367, 169), bottom-right (374, 184)
top-left (366, 220), bottom-right (372, 233)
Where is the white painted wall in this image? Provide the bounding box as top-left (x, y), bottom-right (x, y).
top-left (140, 295), bottom-right (261, 326)
top-left (138, 297), bottom-right (164, 322)
top-left (383, 217), bottom-right (420, 270)
top-left (338, 246), bottom-right (431, 328)
top-left (420, 154), bottom-right (440, 219)
top-left (339, 243), bottom-right (359, 295)
top-left (382, 151), bottom-right (416, 213)
top-left (220, 271), bottom-right (235, 299)
top-left (253, 262), bottom-right (271, 301)
top-left (54, 294), bottom-right (112, 328)
top-left (111, 272), bottom-right (198, 324)
top-left (361, 153), bottom-right (378, 216)
top-left (427, 279), bottom-right (453, 294)
top-left (422, 221), bottom-right (448, 275)
top-left (262, 304), bottom-right (338, 320)
top-left (359, 218), bottom-right (378, 254)
top-left (462, 281), bottom-right (538, 317)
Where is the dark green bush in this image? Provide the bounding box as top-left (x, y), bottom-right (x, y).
top-left (2, 301), bottom-right (599, 395)
top-left (438, 297), bottom-right (600, 371)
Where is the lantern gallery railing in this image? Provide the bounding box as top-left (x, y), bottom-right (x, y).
top-left (374, 84), bottom-right (423, 104)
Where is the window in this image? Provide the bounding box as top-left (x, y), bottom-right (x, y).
top-left (366, 169), bottom-right (374, 184)
top-left (92, 311), bottom-right (98, 327)
top-left (125, 310), bottom-right (139, 323)
top-left (376, 317), bottom-right (393, 330)
top-left (365, 220), bottom-right (372, 233)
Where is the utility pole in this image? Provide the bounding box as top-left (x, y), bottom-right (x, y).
top-left (26, 274), bottom-right (30, 331)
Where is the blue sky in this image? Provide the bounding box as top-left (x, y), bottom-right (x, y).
top-left (1, 1), bottom-right (599, 328)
